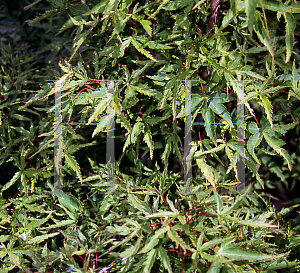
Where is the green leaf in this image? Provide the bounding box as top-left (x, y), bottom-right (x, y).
top-left (26, 213), bottom-right (52, 230)
top-left (247, 123), bottom-right (263, 164)
top-left (143, 248), bottom-right (157, 273)
top-left (39, 220), bottom-right (75, 230)
top-left (145, 211), bottom-right (178, 218)
top-left (69, 4), bottom-right (89, 16)
top-left (132, 38), bottom-right (158, 62)
top-left (223, 214), bottom-right (278, 228)
top-left (263, 132), bottom-right (292, 171)
top-left (27, 232), bottom-right (60, 245)
top-left (103, 0), bottom-right (119, 16)
top-left (148, 0), bottom-right (171, 19)
top-left (88, 97), bottom-right (108, 124)
top-left (292, 59), bottom-right (300, 98)
top-left (218, 247), bottom-right (273, 262)
top-left (261, 0), bottom-right (300, 13)
top-left (1, 171), bottom-right (21, 192)
top-left (253, 12), bottom-right (274, 57)
top-left (207, 262), bottom-right (223, 273)
top-left (10, 114), bottom-right (31, 121)
top-left (209, 96), bottom-right (233, 127)
top-left (167, 226), bottom-right (187, 254)
top-left (92, 114), bottom-right (114, 138)
top-left (57, 194), bottom-right (81, 214)
top-left (196, 157), bottom-right (216, 189)
top-left (245, 0), bottom-right (258, 34)
top-left (69, 24), bottom-right (96, 62)
top-left (194, 144), bottom-right (225, 157)
top-left (84, 0), bottom-right (109, 15)
top-left (116, 113), bottom-right (132, 134)
top-left (130, 84), bottom-right (162, 99)
top-left (64, 153), bottom-right (83, 183)
top-left (128, 194), bottom-right (152, 216)
top-left (157, 245), bottom-right (172, 273)
top-left (139, 226), bottom-right (168, 254)
top-left (139, 20), bottom-right (152, 37)
top-left (164, 0), bottom-right (193, 10)
top-left (260, 94), bottom-right (273, 129)
top-left (143, 125), bottom-right (154, 160)
top-left (283, 13), bottom-right (296, 64)
top-left (202, 103), bottom-right (216, 146)
top-left (26, 7), bottom-right (68, 25)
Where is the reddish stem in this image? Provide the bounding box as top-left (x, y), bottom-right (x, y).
top-left (69, 1), bottom-right (81, 7)
top-left (84, 84), bottom-right (96, 91)
top-left (161, 194), bottom-right (170, 209)
top-left (73, 87), bottom-right (87, 100)
top-left (176, 198), bottom-right (184, 209)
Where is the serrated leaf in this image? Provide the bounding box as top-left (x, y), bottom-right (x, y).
top-left (130, 84), bottom-right (162, 99)
top-left (128, 194), bottom-right (152, 215)
top-left (139, 226), bottom-right (168, 254)
top-left (167, 226), bottom-right (187, 254)
top-left (143, 126), bottom-right (154, 160)
top-left (27, 232), bottom-right (60, 245)
top-left (84, 0), bottom-right (109, 15)
top-left (64, 153), bottom-right (82, 183)
top-left (103, 0), bottom-right (119, 16)
top-left (145, 211), bottom-right (178, 218)
top-left (263, 132), bottom-right (292, 171)
top-left (69, 24), bottom-right (96, 62)
top-left (116, 113), bottom-right (132, 134)
top-left (261, 0), bottom-right (300, 13)
top-left (26, 213), bottom-right (52, 230)
top-left (69, 15), bottom-right (86, 26)
top-left (247, 132), bottom-right (262, 165)
top-left (253, 12), bottom-right (274, 57)
top-left (235, 69), bottom-right (266, 80)
top-left (88, 97), bottom-right (108, 124)
top-left (157, 245), bottom-right (172, 273)
top-left (132, 38), bottom-right (158, 62)
top-left (57, 192), bottom-right (81, 214)
top-left (223, 214), bottom-right (278, 228)
top-left (218, 247), bottom-right (273, 262)
top-left (39, 220), bottom-right (75, 230)
top-left (143, 248), bottom-right (157, 273)
top-left (245, 0), bottom-right (258, 34)
top-left (292, 59), bottom-right (300, 93)
top-left (69, 4), bottom-right (89, 16)
top-left (146, 41), bottom-right (174, 50)
top-left (209, 98), bottom-right (233, 127)
top-left (194, 144), bottom-right (225, 157)
top-left (207, 262), bottom-right (223, 273)
top-left (260, 94), bottom-right (273, 129)
top-left (26, 7), bottom-right (68, 25)
top-left (92, 114), bottom-right (113, 138)
top-left (202, 104), bottom-right (216, 145)
top-left (123, 122), bottom-right (143, 153)
top-left (10, 114), bottom-right (31, 121)
top-left (164, 0), bottom-right (193, 10)
top-left (148, 0), bottom-right (170, 19)
top-left (196, 157), bottom-right (216, 189)
top-left (139, 20), bottom-right (152, 37)
top-left (1, 171), bottom-right (21, 192)
top-left (283, 13), bottom-right (296, 64)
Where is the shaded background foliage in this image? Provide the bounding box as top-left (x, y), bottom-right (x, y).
top-left (0, 0), bottom-right (300, 272)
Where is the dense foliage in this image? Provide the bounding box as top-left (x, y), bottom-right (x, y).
top-left (1, 0), bottom-right (300, 272)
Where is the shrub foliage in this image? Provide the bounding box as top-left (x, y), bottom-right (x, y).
top-left (1, 0), bottom-right (300, 272)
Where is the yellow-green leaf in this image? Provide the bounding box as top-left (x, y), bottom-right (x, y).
top-left (139, 20), bottom-right (152, 37)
